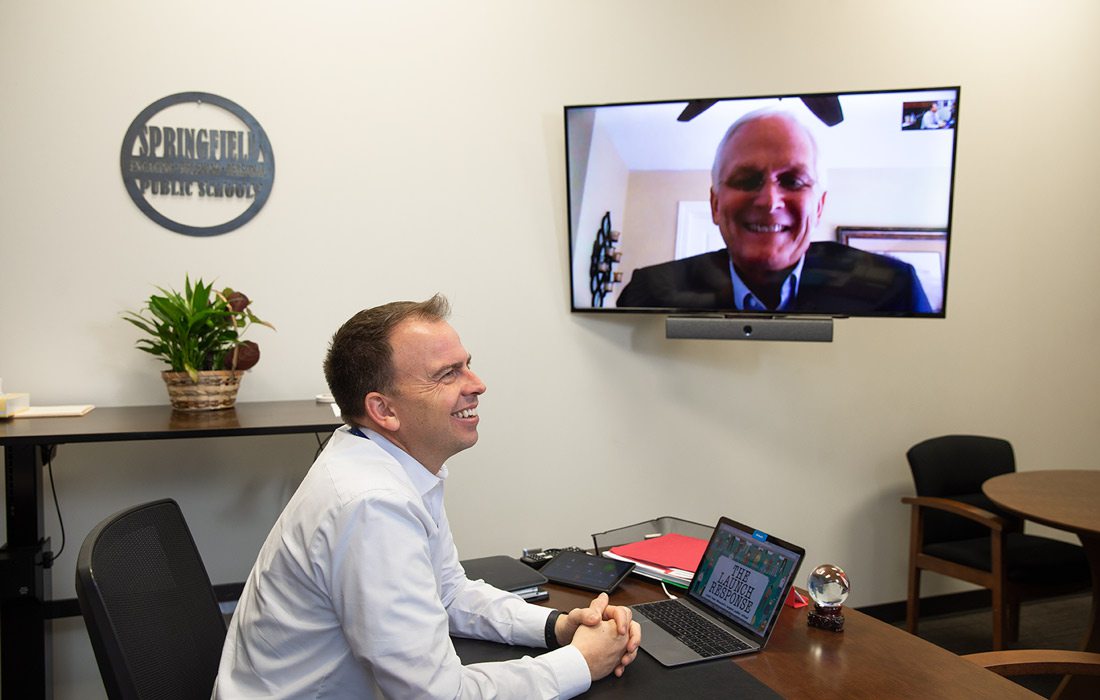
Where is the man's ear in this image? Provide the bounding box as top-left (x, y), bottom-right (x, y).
top-left (364, 391), bottom-right (400, 431)
top-left (815, 190), bottom-right (828, 224)
top-left (710, 186), bottom-right (719, 224)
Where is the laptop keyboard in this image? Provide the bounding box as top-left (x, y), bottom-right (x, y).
top-left (635, 600), bottom-right (751, 657)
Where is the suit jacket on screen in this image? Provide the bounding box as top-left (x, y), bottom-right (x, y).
top-left (615, 242), bottom-right (933, 314)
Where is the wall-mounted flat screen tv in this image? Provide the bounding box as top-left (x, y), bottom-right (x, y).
top-left (566, 87), bottom-right (960, 318)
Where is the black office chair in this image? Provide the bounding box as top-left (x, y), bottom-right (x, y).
top-left (901, 435), bottom-right (1089, 650)
top-left (75, 499), bottom-right (227, 700)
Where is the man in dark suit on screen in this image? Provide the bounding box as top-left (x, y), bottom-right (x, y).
top-left (616, 111), bottom-right (932, 314)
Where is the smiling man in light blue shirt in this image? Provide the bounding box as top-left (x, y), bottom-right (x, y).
top-left (215, 294), bottom-right (641, 699)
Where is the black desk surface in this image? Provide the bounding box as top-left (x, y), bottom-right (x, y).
top-left (452, 636), bottom-right (781, 699)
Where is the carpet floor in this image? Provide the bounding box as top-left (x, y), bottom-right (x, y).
top-left (893, 592), bottom-right (1091, 697)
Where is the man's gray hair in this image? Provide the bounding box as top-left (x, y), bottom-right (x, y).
top-left (710, 109), bottom-right (826, 192)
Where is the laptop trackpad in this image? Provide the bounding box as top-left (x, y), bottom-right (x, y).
top-left (635, 612), bottom-right (703, 666)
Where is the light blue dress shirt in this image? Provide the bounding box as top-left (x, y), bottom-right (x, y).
top-left (729, 256), bottom-right (806, 311)
top-left (214, 426), bottom-right (590, 699)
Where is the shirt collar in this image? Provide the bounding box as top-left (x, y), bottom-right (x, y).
top-left (728, 255), bottom-right (806, 312)
top-left (353, 426), bottom-right (449, 497)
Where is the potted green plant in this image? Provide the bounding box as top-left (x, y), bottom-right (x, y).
top-left (123, 276), bottom-right (274, 411)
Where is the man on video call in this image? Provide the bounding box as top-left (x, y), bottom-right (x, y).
top-left (616, 110), bottom-right (932, 314)
top-left (214, 295), bottom-right (641, 699)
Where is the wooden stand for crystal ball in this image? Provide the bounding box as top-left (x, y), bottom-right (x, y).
top-left (807, 605), bottom-right (845, 632)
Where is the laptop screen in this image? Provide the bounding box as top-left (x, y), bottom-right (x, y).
top-left (688, 517), bottom-right (805, 643)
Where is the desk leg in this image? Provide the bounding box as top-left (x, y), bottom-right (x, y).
top-left (1053, 533), bottom-right (1100, 700)
top-left (2, 443), bottom-right (52, 700)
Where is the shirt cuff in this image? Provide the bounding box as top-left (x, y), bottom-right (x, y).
top-left (543, 645), bottom-right (592, 699)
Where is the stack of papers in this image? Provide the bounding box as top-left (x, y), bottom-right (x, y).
top-left (14, 405), bottom-right (95, 418)
top-left (603, 533), bottom-right (708, 588)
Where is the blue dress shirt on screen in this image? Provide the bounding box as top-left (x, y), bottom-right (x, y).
top-left (213, 426), bottom-right (590, 699)
top-left (729, 256), bottom-right (806, 312)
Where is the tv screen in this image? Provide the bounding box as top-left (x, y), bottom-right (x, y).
top-left (566, 87), bottom-right (959, 318)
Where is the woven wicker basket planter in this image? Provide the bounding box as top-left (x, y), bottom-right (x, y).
top-left (161, 370), bottom-right (243, 411)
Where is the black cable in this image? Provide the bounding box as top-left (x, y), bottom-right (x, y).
top-left (314, 431), bottom-right (331, 460)
top-left (42, 431), bottom-right (331, 568)
top-left (45, 451), bottom-right (66, 566)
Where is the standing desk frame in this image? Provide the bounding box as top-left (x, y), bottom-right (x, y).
top-left (0, 400), bottom-right (342, 700)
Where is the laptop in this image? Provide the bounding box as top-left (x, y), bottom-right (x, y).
top-left (631, 516), bottom-right (805, 667)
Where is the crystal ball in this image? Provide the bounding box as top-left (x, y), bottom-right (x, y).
top-left (807, 564), bottom-right (850, 609)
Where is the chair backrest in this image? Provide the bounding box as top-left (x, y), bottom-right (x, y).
top-left (906, 435), bottom-right (1017, 544)
top-left (76, 499), bottom-right (227, 700)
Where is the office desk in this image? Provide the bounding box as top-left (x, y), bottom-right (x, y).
top-left (457, 577), bottom-right (1042, 699)
top-left (984, 470), bottom-right (1100, 700)
top-left (0, 400), bottom-right (342, 700)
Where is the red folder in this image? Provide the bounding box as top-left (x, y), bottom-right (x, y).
top-left (609, 533), bottom-right (708, 572)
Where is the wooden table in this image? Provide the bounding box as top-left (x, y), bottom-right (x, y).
top-left (984, 469), bottom-right (1100, 700)
top-left (510, 578), bottom-right (1043, 698)
top-left (0, 400), bottom-right (342, 700)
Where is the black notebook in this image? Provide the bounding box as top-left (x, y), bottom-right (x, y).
top-left (461, 555), bottom-right (548, 594)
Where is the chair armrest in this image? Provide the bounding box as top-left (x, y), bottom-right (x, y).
top-left (900, 496), bottom-right (1010, 531)
top-left (963, 649), bottom-right (1100, 677)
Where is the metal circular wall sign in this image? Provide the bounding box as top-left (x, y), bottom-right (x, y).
top-left (120, 92), bottom-right (274, 236)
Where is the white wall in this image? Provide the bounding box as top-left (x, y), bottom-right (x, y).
top-left (2, 1), bottom-right (1099, 697)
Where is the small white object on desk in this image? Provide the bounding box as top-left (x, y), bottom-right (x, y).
top-left (314, 394), bottom-right (339, 416)
top-left (0, 392), bottom-right (31, 418)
